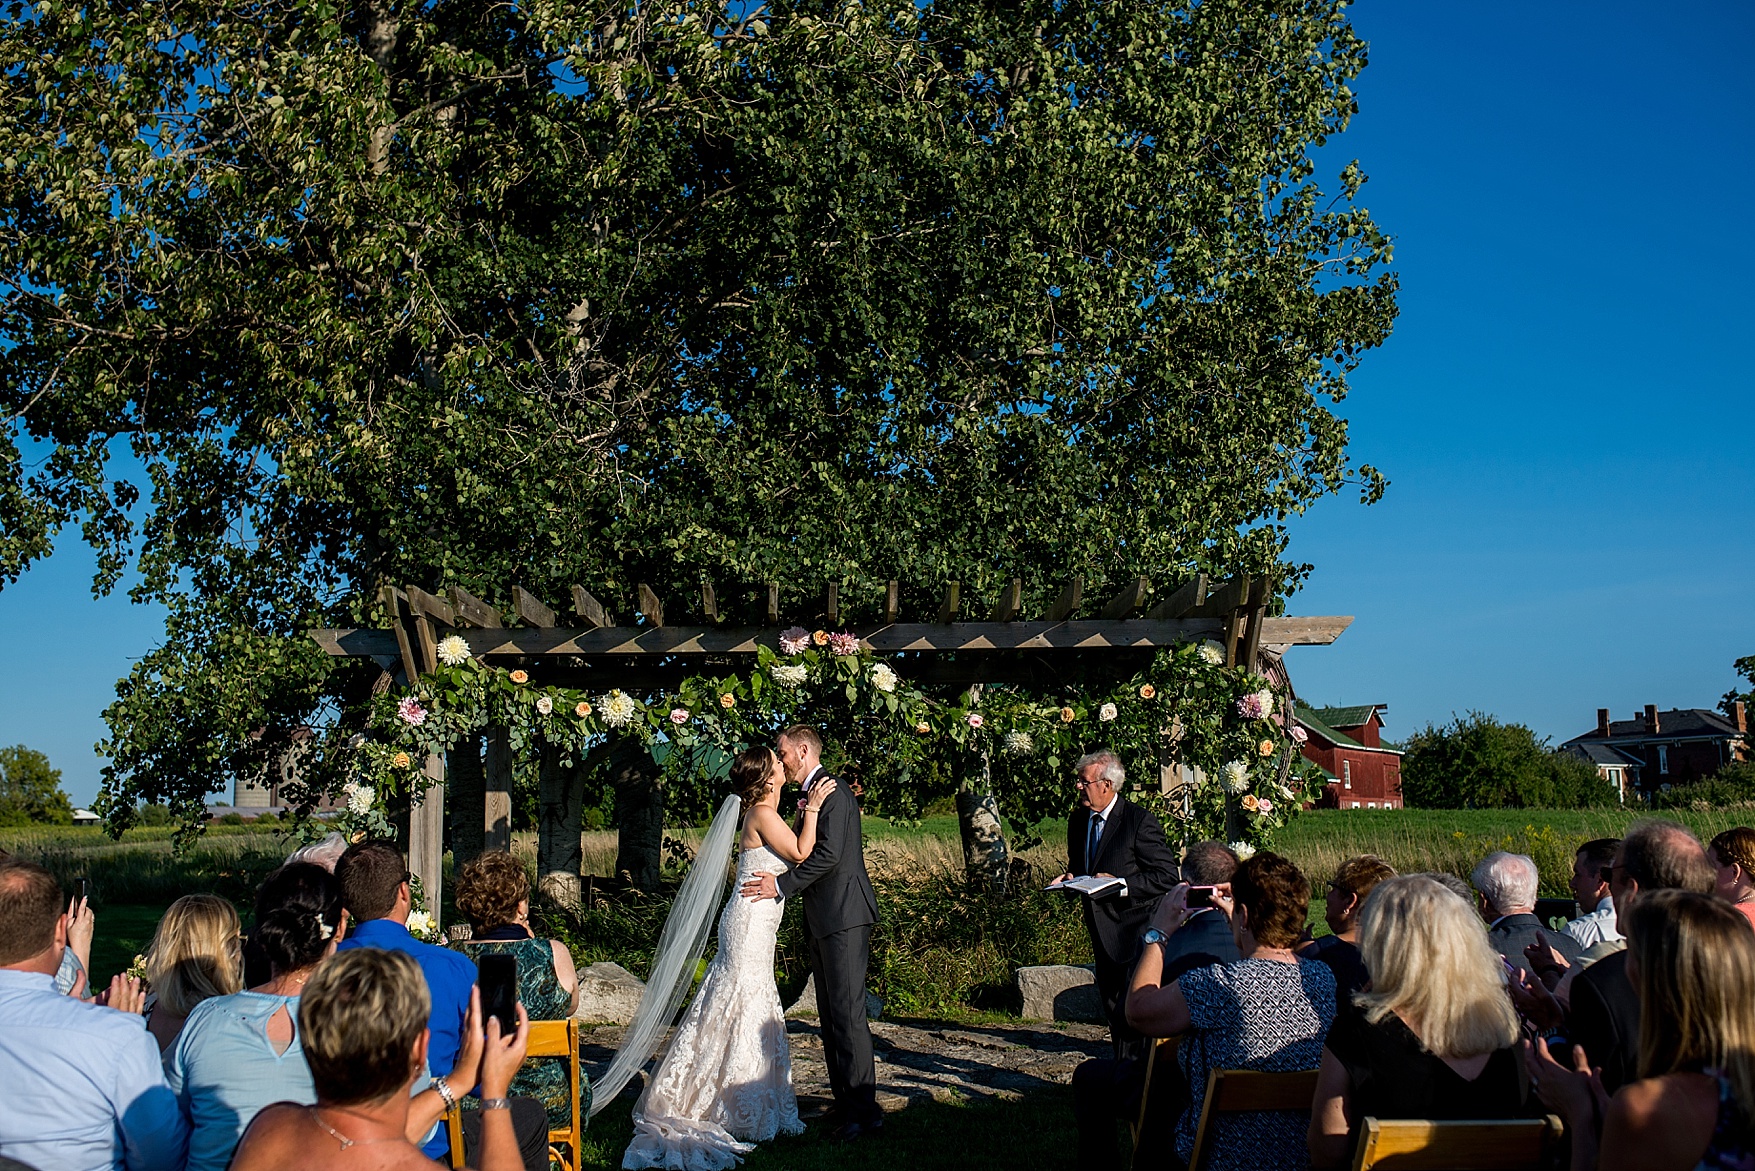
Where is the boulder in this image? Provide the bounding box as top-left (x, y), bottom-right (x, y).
top-left (573, 961), bottom-right (646, 1024)
top-left (1016, 964), bottom-right (1104, 1023)
top-left (785, 973), bottom-right (883, 1020)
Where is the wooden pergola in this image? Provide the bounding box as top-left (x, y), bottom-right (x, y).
top-left (311, 572), bottom-right (1351, 920)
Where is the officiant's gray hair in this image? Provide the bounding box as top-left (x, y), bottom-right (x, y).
top-left (1075, 749), bottom-right (1126, 789)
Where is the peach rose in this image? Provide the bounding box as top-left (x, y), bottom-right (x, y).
top-left (509, 669), bottom-right (529, 685)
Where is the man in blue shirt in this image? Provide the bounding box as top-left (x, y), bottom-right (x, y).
top-left (0, 858), bottom-right (188, 1171)
top-left (334, 840), bottom-right (478, 1160)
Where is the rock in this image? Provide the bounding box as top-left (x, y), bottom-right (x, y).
top-left (785, 973), bottom-right (883, 1020)
top-left (1016, 964), bottom-right (1104, 1023)
top-left (573, 961), bottom-right (646, 1024)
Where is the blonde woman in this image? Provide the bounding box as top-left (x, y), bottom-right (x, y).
top-left (1529, 889), bottom-right (1755, 1171)
top-left (1309, 875), bottom-right (1530, 1169)
top-left (145, 893), bottom-right (244, 1051)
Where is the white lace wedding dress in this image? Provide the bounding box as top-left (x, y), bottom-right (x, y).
top-left (622, 843), bottom-right (804, 1171)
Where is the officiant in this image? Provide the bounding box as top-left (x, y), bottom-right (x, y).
top-left (1057, 749), bottom-right (1179, 1059)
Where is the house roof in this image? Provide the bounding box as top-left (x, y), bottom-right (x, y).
top-left (1564, 708), bottom-right (1745, 747)
top-left (1296, 704), bottom-right (1363, 749)
top-left (1308, 704), bottom-right (1387, 730)
top-left (1565, 742), bottom-right (1646, 769)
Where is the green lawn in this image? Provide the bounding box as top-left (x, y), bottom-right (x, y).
top-left (87, 904), bottom-right (165, 986)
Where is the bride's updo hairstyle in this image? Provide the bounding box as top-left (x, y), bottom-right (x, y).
top-left (731, 746), bottom-right (775, 811)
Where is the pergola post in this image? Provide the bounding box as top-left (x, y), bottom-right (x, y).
top-left (410, 753), bottom-right (446, 928)
top-left (448, 733), bottom-right (486, 866)
top-left (537, 744), bottom-right (583, 905)
top-left (484, 726), bottom-right (513, 853)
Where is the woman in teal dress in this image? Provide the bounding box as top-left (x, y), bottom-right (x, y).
top-left (453, 851), bottom-right (584, 1131)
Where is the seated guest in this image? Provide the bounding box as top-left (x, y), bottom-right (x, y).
top-left (0, 858), bottom-right (187, 1171)
top-left (1411, 870), bottom-right (1476, 905)
top-left (1070, 840), bottom-right (1239, 1171)
top-left (1308, 876), bottom-right (1531, 1169)
top-left (1127, 852), bottom-right (1336, 1171)
top-left (1562, 838), bottom-right (1623, 951)
top-left (336, 842), bottom-right (549, 1170)
top-left (1471, 851), bottom-right (1581, 979)
top-left (452, 851), bottom-right (583, 1130)
top-left (1528, 889), bottom-right (1755, 1171)
top-left (143, 893), bottom-right (243, 1052)
top-left (165, 864), bottom-right (343, 1171)
top-left (1566, 820), bottom-right (1715, 1095)
top-left (229, 947), bottom-right (529, 1171)
top-left (285, 831), bottom-right (350, 874)
top-left (1299, 855), bottom-right (1395, 996)
top-left (1708, 827), bottom-right (1755, 931)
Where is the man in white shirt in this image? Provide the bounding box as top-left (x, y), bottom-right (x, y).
top-left (1563, 838), bottom-right (1624, 951)
top-left (0, 858), bottom-right (187, 1171)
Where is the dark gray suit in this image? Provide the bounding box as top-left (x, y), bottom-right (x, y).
top-left (776, 767), bottom-right (879, 1123)
top-left (1488, 911), bottom-right (1583, 981)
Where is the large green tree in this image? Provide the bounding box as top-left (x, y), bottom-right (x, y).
top-left (1400, 713), bottom-right (1619, 810)
top-left (0, 0), bottom-right (1397, 826)
top-left (0, 745), bottom-right (75, 826)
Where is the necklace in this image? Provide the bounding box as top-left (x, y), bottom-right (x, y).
top-left (311, 1107), bottom-right (402, 1150)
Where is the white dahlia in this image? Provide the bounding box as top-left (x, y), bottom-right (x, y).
top-left (435, 634), bottom-right (471, 666)
top-left (1003, 730), bottom-right (1034, 757)
top-left (771, 663), bottom-right (809, 687)
top-left (1220, 760), bottom-right (1251, 795)
top-left (599, 689), bottom-right (639, 728)
top-left (869, 662), bottom-right (899, 693)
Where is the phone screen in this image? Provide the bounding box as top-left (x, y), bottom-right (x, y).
top-left (477, 954), bottom-right (519, 1036)
top-left (1187, 885), bottom-right (1217, 909)
top-left (73, 877), bottom-right (88, 907)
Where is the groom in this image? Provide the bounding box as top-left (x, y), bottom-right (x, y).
top-left (740, 723), bottom-right (882, 1141)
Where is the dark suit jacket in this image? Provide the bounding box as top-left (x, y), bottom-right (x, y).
top-left (775, 769), bottom-right (878, 938)
top-left (1569, 949), bottom-right (1639, 1094)
top-left (1161, 907), bottom-right (1242, 982)
top-left (1488, 912), bottom-right (1583, 980)
top-left (1067, 797), bottom-right (1180, 968)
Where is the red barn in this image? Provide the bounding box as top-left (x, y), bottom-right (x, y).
top-left (1297, 704), bottom-right (1404, 809)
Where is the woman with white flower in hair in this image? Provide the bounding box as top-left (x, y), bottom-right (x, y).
top-left (167, 863), bottom-right (350, 1171)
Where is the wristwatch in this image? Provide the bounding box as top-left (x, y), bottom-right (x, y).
top-left (1142, 927), bottom-right (1171, 948)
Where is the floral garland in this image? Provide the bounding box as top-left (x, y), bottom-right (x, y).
top-left (343, 627), bottom-right (1326, 848)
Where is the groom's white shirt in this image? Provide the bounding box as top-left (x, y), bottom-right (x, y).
top-left (801, 764), bottom-right (828, 792)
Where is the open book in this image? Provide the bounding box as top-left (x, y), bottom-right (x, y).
top-left (1045, 874), bottom-right (1125, 897)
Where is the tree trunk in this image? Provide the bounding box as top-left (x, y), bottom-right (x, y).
top-left (609, 742), bottom-right (664, 893)
top-left (447, 732), bottom-right (485, 866)
top-left (537, 743), bottom-right (582, 905)
top-left (957, 745), bottom-right (1010, 893)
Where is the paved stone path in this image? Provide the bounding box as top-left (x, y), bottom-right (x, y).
top-left (582, 1017), bottom-right (1112, 1116)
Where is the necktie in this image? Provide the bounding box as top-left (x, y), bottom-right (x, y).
top-left (1087, 813), bottom-right (1103, 869)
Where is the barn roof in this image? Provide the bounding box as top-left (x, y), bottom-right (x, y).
top-left (1308, 704), bottom-right (1387, 729)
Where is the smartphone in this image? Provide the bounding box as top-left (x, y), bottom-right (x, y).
top-left (1187, 885), bottom-right (1219, 909)
top-left (477, 954), bottom-right (519, 1036)
top-left (73, 877), bottom-right (88, 908)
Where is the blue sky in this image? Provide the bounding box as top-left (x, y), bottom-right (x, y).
top-left (3, 1), bottom-right (1752, 807)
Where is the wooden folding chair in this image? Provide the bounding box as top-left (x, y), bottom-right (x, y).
top-left (442, 1018), bottom-right (586, 1171)
top-left (1184, 1067), bottom-right (1321, 1171)
top-left (1349, 1116), bottom-right (1565, 1170)
top-left (1128, 1035), bottom-right (1180, 1168)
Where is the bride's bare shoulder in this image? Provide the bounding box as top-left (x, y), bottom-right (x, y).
top-left (743, 804), bottom-right (783, 840)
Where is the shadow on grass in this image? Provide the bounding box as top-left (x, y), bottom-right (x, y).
top-left (580, 1081), bottom-right (1077, 1171)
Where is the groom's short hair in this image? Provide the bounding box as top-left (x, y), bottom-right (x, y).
top-left (779, 724), bottom-right (823, 755)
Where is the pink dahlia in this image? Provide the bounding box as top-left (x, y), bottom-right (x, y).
top-left (967, 713), bottom-right (984, 728)
top-left (779, 626), bottom-right (810, 656)
top-left (397, 697), bottom-right (427, 726)
top-left (828, 631), bottom-right (861, 656)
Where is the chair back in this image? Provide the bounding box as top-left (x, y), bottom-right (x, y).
top-left (1185, 1068), bottom-right (1321, 1171)
top-left (440, 1017), bottom-right (585, 1171)
top-left (1129, 1036), bottom-right (1181, 1169)
top-left (1349, 1116), bottom-right (1566, 1170)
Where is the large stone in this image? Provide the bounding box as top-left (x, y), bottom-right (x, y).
top-left (785, 973), bottom-right (883, 1020)
top-left (1016, 964), bottom-right (1104, 1023)
top-left (573, 961), bottom-right (646, 1024)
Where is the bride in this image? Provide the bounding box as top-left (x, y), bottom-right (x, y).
top-left (621, 745), bottom-right (835, 1170)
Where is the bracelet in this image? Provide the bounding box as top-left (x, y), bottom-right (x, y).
top-left (479, 1097), bottom-right (512, 1111)
top-left (432, 1077), bottom-right (457, 1111)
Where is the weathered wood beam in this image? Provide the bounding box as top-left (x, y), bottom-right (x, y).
top-left (570, 585), bottom-right (612, 629)
top-left (700, 581), bottom-right (719, 624)
top-left (405, 584), bottom-right (456, 626)
top-left (448, 585), bottom-right (502, 628)
top-left (1099, 576), bottom-right (1151, 620)
top-left (1223, 574), bottom-right (1252, 668)
top-left (510, 585), bottom-right (557, 628)
top-left (1044, 576), bottom-right (1084, 623)
top-left (883, 580), bottom-right (900, 625)
top-left (936, 581), bottom-right (961, 623)
top-left (409, 754), bottom-right (446, 929)
top-left (1239, 577), bottom-right (1272, 670)
top-left (637, 584), bottom-right (665, 628)
top-left (1147, 574), bottom-right (1207, 620)
top-left (764, 582), bottom-right (780, 626)
top-left (312, 616), bottom-right (1353, 659)
top-left (990, 578), bottom-right (1023, 622)
top-left (1193, 575), bottom-right (1249, 619)
top-left (379, 585), bottom-right (420, 683)
top-left (826, 582), bottom-right (840, 627)
top-left (484, 726), bottom-right (513, 854)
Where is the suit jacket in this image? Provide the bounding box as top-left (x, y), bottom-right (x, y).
top-left (1161, 907), bottom-right (1242, 983)
top-left (775, 769), bottom-right (878, 938)
top-left (1569, 949), bottom-right (1639, 1094)
top-left (1066, 797), bottom-right (1180, 968)
top-left (1488, 912), bottom-right (1583, 980)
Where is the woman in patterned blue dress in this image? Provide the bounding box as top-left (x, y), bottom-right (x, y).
top-left (1126, 851), bottom-right (1337, 1171)
top-left (452, 851), bottom-right (583, 1131)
